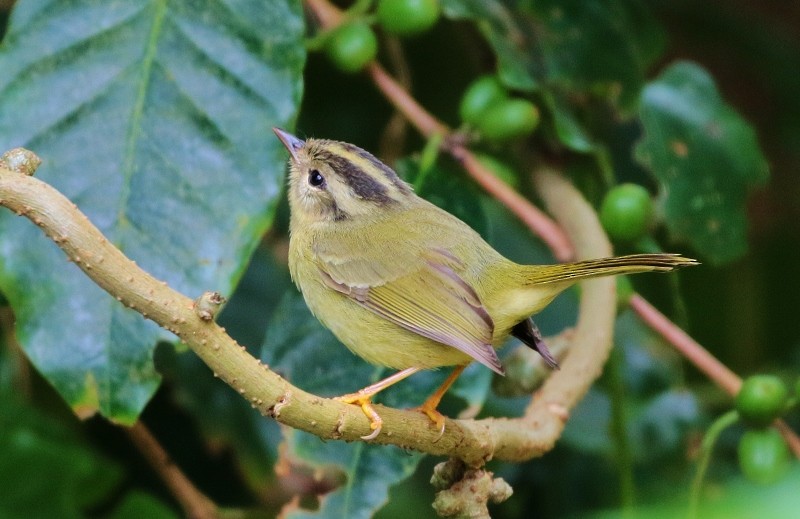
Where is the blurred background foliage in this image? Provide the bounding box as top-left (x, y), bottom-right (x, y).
top-left (0, 0), bottom-right (799, 517)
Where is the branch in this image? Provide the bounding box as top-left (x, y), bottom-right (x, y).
top-left (519, 167), bottom-right (616, 448)
top-left (631, 295), bottom-right (800, 457)
top-left (126, 422), bottom-right (219, 519)
top-left (0, 149), bottom-right (606, 465)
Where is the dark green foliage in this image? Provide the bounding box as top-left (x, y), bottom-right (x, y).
top-left (0, 0), bottom-right (793, 517)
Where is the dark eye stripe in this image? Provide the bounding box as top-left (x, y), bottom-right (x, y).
top-left (314, 150), bottom-right (392, 203)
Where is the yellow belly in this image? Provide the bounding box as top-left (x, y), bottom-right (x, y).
top-left (298, 274), bottom-right (474, 370)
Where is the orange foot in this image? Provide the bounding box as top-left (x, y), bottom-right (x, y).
top-left (337, 392), bottom-right (383, 440)
top-left (412, 401), bottom-right (447, 441)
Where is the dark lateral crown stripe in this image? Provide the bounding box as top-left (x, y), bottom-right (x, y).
top-left (339, 141), bottom-right (412, 194)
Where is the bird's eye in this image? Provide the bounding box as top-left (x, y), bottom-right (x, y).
top-left (308, 169), bottom-right (325, 187)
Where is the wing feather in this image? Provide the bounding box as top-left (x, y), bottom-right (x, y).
top-left (317, 248), bottom-right (503, 374)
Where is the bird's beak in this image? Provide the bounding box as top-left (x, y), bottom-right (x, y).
top-left (273, 127), bottom-right (305, 161)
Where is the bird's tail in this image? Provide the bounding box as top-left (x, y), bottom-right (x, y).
top-left (523, 253), bottom-right (698, 285)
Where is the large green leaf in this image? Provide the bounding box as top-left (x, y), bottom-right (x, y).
top-left (635, 61), bottom-right (769, 264)
top-left (0, 0), bottom-right (305, 423)
top-left (523, 0), bottom-right (665, 111)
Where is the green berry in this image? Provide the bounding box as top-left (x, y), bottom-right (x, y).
top-left (738, 428), bottom-right (790, 484)
top-left (377, 0), bottom-right (441, 36)
top-left (735, 375), bottom-right (789, 427)
top-left (599, 183), bottom-right (654, 242)
top-left (325, 22), bottom-right (378, 73)
top-left (475, 98), bottom-right (540, 142)
top-left (459, 75), bottom-right (508, 126)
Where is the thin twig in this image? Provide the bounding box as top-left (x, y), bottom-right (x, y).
top-left (630, 295), bottom-right (800, 458)
top-left (126, 422), bottom-right (219, 519)
top-left (630, 295), bottom-right (741, 395)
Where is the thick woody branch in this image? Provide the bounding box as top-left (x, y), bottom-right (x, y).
top-left (0, 152), bottom-right (604, 465)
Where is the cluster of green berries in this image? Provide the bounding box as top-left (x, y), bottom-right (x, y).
top-left (324, 0), bottom-right (441, 73)
top-left (458, 75), bottom-right (540, 142)
top-left (734, 374), bottom-right (796, 484)
top-left (322, 2), bottom-right (540, 144)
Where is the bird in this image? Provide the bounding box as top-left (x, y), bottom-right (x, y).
top-left (274, 128), bottom-right (697, 440)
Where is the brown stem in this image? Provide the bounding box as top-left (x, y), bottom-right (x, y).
top-left (366, 63), bottom-right (448, 137)
top-left (630, 295), bottom-right (740, 395)
top-left (126, 422), bottom-right (219, 519)
top-left (0, 306), bottom-right (31, 397)
top-left (377, 36), bottom-right (411, 163)
top-left (630, 295), bottom-right (800, 458)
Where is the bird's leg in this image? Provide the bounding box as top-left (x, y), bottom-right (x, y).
top-left (336, 366), bottom-right (423, 440)
top-left (413, 364), bottom-right (467, 439)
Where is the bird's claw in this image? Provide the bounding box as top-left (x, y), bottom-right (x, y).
top-left (336, 392), bottom-right (383, 440)
top-left (414, 404), bottom-right (447, 442)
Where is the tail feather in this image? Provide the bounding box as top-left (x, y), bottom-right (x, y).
top-left (527, 253), bottom-right (698, 285)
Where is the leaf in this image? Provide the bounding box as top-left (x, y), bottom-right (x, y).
top-left (635, 61), bottom-right (769, 264)
top-left (523, 0), bottom-right (665, 111)
top-left (628, 390), bottom-right (698, 461)
top-left (540, 90), bottom-right (594, 152)
top-left (108, 492), bottom-right (179, 519)
top-left (261, 291), bottom-right (490, 518)
top-left (0, 397), bottom-right (122, 518)
top-left (284, 434), bottom-right (422, 519)
top-left (441, 0), bottom-right (539, 92)
top-left (0, 0), bottom-right (305, 422)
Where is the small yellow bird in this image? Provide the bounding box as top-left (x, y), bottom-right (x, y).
top-left (274, 128), bottom-right (696, 439)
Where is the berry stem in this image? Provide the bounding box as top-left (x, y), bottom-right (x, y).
top-left (688, 410), bottom-right (739, 519)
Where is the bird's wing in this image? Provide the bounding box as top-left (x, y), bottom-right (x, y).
top-left (316, 244), bottom-right (503, 374)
